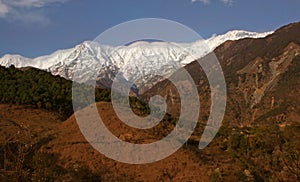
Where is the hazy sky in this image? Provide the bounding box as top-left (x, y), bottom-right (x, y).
top-left (0, 0), bottom-right (299, 58)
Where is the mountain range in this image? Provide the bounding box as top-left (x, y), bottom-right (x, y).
top-left (0, 30), bottom-right (272, 93)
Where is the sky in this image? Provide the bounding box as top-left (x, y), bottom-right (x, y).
top-left (0, 0), bottom-right (299, 58)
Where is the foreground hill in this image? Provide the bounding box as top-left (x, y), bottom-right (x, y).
top-left (0, 104), bottom-right (63, 180)
top-left (45, 102), bottom-right (216, 181)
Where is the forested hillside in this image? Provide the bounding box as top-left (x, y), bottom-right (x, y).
top-left (0, 65), bottom-right (111, 119)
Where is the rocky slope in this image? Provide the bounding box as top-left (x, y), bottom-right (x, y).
top-left (143, 22), bottom-right (300, 127)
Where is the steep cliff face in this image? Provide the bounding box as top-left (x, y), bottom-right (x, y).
top-left (233, 43), bottom-right (300, 124)
top-left (219, 22), bottom-right (300, 126)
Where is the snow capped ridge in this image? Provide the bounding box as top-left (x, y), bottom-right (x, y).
top-left (0, 48), bottom-right (76, 70)
top-left (215, 30), bottom-right (273, 39)
top-left (204, 30), bottom-right (273, 51)
top-left (0, 54), bottom-right (31, 68)
top-left (0, 29), bottom-right (274, 92)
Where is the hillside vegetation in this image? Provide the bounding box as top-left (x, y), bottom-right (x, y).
top-left (0, 65), bottom-right (111, 119)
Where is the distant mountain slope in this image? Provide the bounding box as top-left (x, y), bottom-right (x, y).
top-left (143, 22), bottom-right (300, 126)
top-left (215, 22), bottom-right (300, 125)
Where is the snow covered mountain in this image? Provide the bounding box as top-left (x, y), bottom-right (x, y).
top-left (0, 30), bottom-right (273, 93)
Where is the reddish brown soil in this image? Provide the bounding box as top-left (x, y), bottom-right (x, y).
top-left (43, 102), bottom-right (240, 181)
